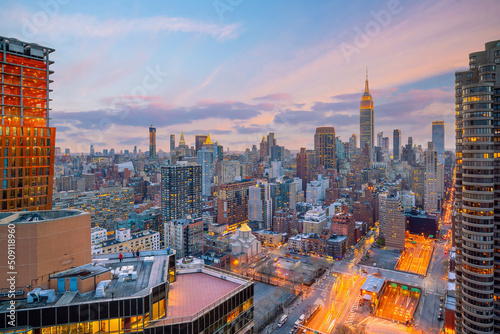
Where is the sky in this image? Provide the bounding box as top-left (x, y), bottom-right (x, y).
top-left (1, 0), bottom-right (500, 153)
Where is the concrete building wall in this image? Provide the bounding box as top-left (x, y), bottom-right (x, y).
top-left (0, 210), bottom-right (91, 296)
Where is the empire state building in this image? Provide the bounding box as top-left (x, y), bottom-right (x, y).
top-left (360, 70), bottom-right (374, 150)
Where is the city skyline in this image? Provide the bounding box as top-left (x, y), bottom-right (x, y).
top-left (1, 1), bottom-right (499, 152)
top-left (1, 10), bottom-right (498, 330)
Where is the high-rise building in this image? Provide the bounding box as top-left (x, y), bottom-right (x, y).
top-left (377, 131), bottom-right (383, 147)
top-left (133, 145), bottom-right (137, 155)
top-left (379, 193), bottom-right (405, 251)
top-left (424, 142), bottom-right (439, 213)
top-left (314, 127), bottom-right (336, 170)
top-left (454, 40), bottom-right (499, 334)
top-left (382, 137), bottom-right (389, 153)
top-left (296, 147), bottom-right (312, 190)
top-left (164, 216), bottom-right (203, 258)
top-left (393, 129), bottom-right (401, 160)
top-left (170, 134), bottom-right (175, 152)
top-left (266, 132), bottom-right (276, 156)
top-left (161, 162), bottom-right (202, 222)
top-left (197, 146), bottom-right (213, 197)
top-left (149, 124), bottom-right (156, 159)
top-left (349, 133), bottom-right (357, 150)
top-left (0, 36), bottom-right (56, 212)
top-left (270, 145), bottom-right (284, 162)
top-left (410, 165), bottom-right (425, 207)
top-left (248, 181), bottom-right (272, 229)
top-left (432, 120), bottom-right (445, 164)
top-left (360, 70), bottom-right (374, 150)
top-left (90, 144), bottom-right (95, 156)
top-left (195, 134), bottom-right (208, 152)
top-left (217, 180), bottom-right (257, 231)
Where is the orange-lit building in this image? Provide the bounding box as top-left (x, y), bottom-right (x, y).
top-left (0, 36), bottom-right (55, 211)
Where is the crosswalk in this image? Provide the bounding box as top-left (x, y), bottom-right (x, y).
top-left (345, 294), bottom-right (362, 325)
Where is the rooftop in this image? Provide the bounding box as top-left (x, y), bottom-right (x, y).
top-left (0, 252), bottom-right (252, 326)
top-left (360, 275), bottom-right (385, 294)
top-left (0, 209), bottom-right (86, 225)
top-left (328, 235), bottom-right (348, 243)
top-left (0, 250), bottom-right (172, 312)
top-left (166, 272), bottom-right (239, 318)
top-left (100, 230), bottom-right (159, 247)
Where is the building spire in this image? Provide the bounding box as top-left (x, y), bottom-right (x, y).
top-left (179, 131), bottom-right (185, 146)
top-left (204, 132), bottom-right (213, 145)
top-left (364, 67), bottom-right (369, 93)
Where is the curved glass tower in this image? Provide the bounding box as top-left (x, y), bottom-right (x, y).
top-left (454, 40), bottom-right (500, 334)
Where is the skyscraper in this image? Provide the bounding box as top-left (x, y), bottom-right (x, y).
top-left (149, 124), bottom-right (156, 159)
top-left (266, 132), bottom-right (276, 156)
top-left (0, 36), bottom-right (55, 212)
top-left (195, 134), bottom-right (208, 152)
top-left (197, 146), bottom-right (213, 197)
top-left (379, 193), bottom-right (405, 251)
top-left (296, 147), bottom-right (312, 190)
top-left (90, 144), bottom-right (94, 156)
top-left (360, 70), bottom-right (374, 150)
top-left (424, 142), bottom-right (439, 213)
top-left (314, 126), bottom-right (336, 170)
top-left (217, 180), bottom-right (257, 231)
top-left (393, 129), bottom-right (401, 160)
top-left (178, 131), bottom-right (186, 147)
top-left (161, 162), bottom-right (202, 222)
top-left (454, 40), bottom-right (499, 334)
top-left (349, 133), bottom-right (357, 150)
top-left (170, 134), bottom-right (175, 152)
top-left (432, 120), bottom-right (445, 164)
top-left (377, 131), bottom-right (383, 147)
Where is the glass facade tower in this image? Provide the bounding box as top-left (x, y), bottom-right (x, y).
top-left (454, 40), bottom-right (500, 334)
top-left (432, 120), bottom-right (445, 164)
top-left (0, 36), bottom-right (55, 212)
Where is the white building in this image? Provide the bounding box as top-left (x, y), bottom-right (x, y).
top-left (269, 160), bottom-right (283, 179)
top-left (400, 190), bottom-right (416, 213)
top-left (305, 175), bottom-right (329, 204)
top-left (424, 142), bottom-right (443, 213)
top-left (91, 227), bottom-right (107, 244)
top-left (229, 224), bottom-right (261, 263)
top-left (92, 228), bottom-right (160, 255)
top-left (218, 161), bottom-right (240, 184)
top-left (302, 207), bottom-right (327, 234)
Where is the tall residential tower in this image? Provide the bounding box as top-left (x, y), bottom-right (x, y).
top-left (454, 40), bottom-right (500, 334)
top-left (393, 129), bottom-right (401, 161)
top-left (432, 120), bottom-right (445, 164)
top-left (161, 162), bottom-right (202, 222)
top-left (314, 127), bottom-right (336, 170)
top-left (149, 124), bottom-right (156, 159)
top-left (0, 36), bottom-right (55, 212)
